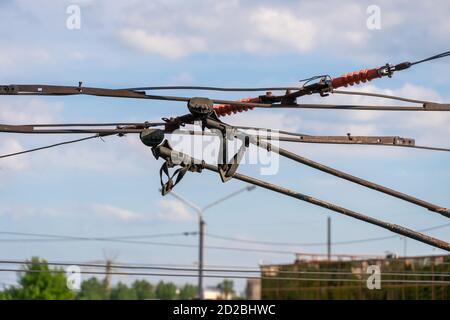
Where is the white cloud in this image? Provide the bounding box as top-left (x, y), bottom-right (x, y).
top-left (246, 8), bottom-right (316, 53)
top-left (91, 203), bottom-right (143, 221)
top-left (86, 200), bottom-right (195, 223)
top-left (0, 98), bottom-right (62, 124)
top-left (0, 46), bottom-right (51, 71)
top-left (227, 111), bottom-right (302, 132)
top-left (68, 51), bottom-right (87, 61)
top-left (1, 0), bottom-right (450, 65)
top-left (2, 0), bottom-right (450, 64)
top-left (157, 199), bottom-right (194, 222)
top-left (119, 28), bottom-right (207, 59)
top-left (106, 1), bottom-right (450, 61)
top-left (170, 72), bottom-right (193, 84)
top-left (0, 206), bottom-right (60, 218)
top-left (0, 200), bottom-right (195, 223)
top-left (0, 138), bottom-right (27, 171)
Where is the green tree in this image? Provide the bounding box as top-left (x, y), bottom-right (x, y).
top-left (217, 279), bottom-right (234, 299)
top-left (4, 257), bottom-right (75, 300)
top-left (132, 279), bottom-right (155, 300)
top-left (178, 284), bottom-right (197, 299)
top-left (110, 282), bottom-right (137, 300)
top-left (0, 286), bottom-right (17, 300)
top-left (155, 281), bottom-right (177, 300)
top-left (77, 277), bottom-right (109, 300)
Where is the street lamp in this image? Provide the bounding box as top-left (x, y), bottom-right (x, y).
top-left (166, 185), bottom-right (256, 299)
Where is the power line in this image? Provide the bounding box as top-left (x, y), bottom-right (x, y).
top-left (0, 135), bottom-right (101, 159)
top-left (410, 51), bottom-right (450, 66)
top-left (206, 222), bottom-right (450, 247)
top-left (0, 259), bottom-right (448, 278)
top-left (0, 231), bottom-right (297, 255)
top-left (0, 268), bottom-right (447, 285)
top-left (2, 222), bottom-right (449, 251)
top-left (0, 230), bottom-right (196, 241)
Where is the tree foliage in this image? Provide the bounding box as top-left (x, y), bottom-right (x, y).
top-left (132, 279), bottom-right (155, 300)
top-left (178, 283), bottom-right (197, 299)
top-left (110, 282), bottom-right (137, 300)
top-left (1, 257), bottom-right (75, 300)
top-left (0, 257), bottom-right (212, 300)
top-left (217, 279), bottom-right (235, 299)
top-left (155, 281), bottom-right (178, 300)
top-left (77, 277), bottom-right (109, 300)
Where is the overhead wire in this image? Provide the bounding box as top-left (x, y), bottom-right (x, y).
top-left (0, 135), bottom-right (102, 159)
top-left (0, 231), bottom-right (298, 255)
top-left (206, 222), bottom-right (450, 247)
top-left (1, 222), bottom-right (449, 249)
top-left (1, 267), bottom-right (448, 284)
top-left (0, 259), bottom-right (448, 278)
top-left (410, 51), bottom-right (450, 66)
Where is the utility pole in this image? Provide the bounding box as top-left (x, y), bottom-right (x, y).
top-left (198, 218), bottom-right (205, 299)
top-left (327, 216), bottom-right (331, 261)
top-left (105, 259), bottom-right (112, 297)
top-left (403, 237), bottom-right (407, 257)
top-left (167, 185), bottom-right (256, 299)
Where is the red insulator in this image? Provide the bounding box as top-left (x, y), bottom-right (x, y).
top-left (213, 97), bottom-right (259, 117)
top-left (331, 67), bottom-right (381, 89)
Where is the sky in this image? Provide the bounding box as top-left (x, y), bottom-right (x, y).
top-left (0, 0), bottom-right (449, 293)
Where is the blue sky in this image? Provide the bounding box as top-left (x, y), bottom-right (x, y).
top-left (0, 0), bottom-right (449, 293)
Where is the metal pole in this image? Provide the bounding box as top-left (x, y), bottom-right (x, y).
top-left (403, 237), bottom-right (407, 257)
top-left (327, 217), bottom-right (331, 261)
top-left (165, 185), bottom-right (255, 300)
top-left (199, 217), bottom-right (205, 300)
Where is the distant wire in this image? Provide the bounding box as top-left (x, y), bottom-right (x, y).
top-left (332, 90), bottom-right (430, 104)
top-left (330, 222), bottom-right (450, 246)
top-left (0, 231), bottom-right (196, 241)
top-left (205, 222), bottom-right (450, 247)
top-left (0, 267), bottom-right (447, 284)
top-left (2, 222), bottom-right (449, 249)
top-left (401, 145), bottom-right (450, 152)
top-left (411, 51), bottom-right (450, 66)
top-left (0, 135), bottom-right (101, 159)
top-left (0, 231), bottom-right (297, 255)
top-left (0, 259), bottom-right (447, 278)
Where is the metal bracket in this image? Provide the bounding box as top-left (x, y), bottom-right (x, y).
top-left (424, 103), bottom-right (450, 111)
top-left (188, 97), bottom-right (214, 116)
top-left (218, 137), bottom-right (247, 182)
top-left (0, 85), bottom-right (17, 95)
top-left (153, 140), bottom-right (204, 195)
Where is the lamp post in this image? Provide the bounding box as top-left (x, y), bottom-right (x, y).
top-left (167, 185), bottom-right (256, 299)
